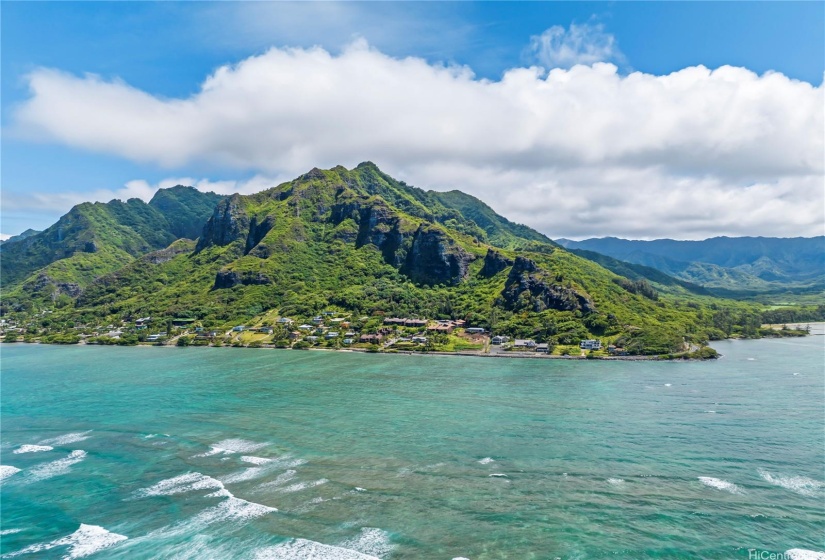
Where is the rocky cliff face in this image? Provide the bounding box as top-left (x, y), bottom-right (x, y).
top-left (480, 249), bottom-right (514, 277)
top-left (502, 256), bottom-right (595, 313)
top-left (213, 269), bottom-right (272, 289)
top-left (402, 225), bottom-right (475, 286)
top-left (196, 195), bottom-right (250, 252)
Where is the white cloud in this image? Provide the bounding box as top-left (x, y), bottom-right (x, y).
top-left (0, 233), bottom-right (11, 241)
top-left (0, 175), bottom-right (282, 224)
top-left (527, 22), bottom-right (623, 69)
top-left (9, 41), bottom-right (824, 239)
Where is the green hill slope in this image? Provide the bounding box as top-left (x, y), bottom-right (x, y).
top-left (15, 163), bottom-right (790, 355)
top-left (0, 187), bottom-right (224, 305)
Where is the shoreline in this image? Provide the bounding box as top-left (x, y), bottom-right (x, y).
top-left (1, 340), bottom-right (702, 361)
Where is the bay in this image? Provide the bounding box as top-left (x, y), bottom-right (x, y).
top-left (1, 331), bottom-right (823, 559)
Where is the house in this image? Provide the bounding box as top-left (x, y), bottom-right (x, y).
top-left (412, 336), bottom-right (428, 343)
top-left (404, 319), bottom-right (427, 328)
top-left (608, 345), bottom-right (627, 356)
top-left (257, 327), bottom-right (274, 334)
top-left (360, 333), bottom-right (383, 343)
top-left (325, 331), bottom-right (339, 339)
top-left (305, 336), bottom-right (319, 343)
top-left (344, 331), bottom-right (356, 338)
top-left (428, 322), bottom-right (454, 333)
top-left (289, 331), bottom-right (301, 339)
top-left (277, 317), bottom-right (293, 324)
top-left (322, 311), bottom-right (336, 316)
top-left (513, 339), bottom-right (536, 349)
top-left (146, 334), bottom-right (162, 342)
top-left (298, 324), bottom-right (314, 331)
top-left (311, 316), bottom-right (324, 324)
top-left (232, 325), bottom-right (246, 332)
top-left (383, 317), bottom-right (405, 325)
top-left (580, 339), bottom-right (602, 350)
top-left (466, 327), bottom-right (485, 334)
top-left (343, 338), bottom-right (354, 345)
top-left (535, 343), bottom-right (550, 353)
top-left (491, 335), bottom-right (509, 345)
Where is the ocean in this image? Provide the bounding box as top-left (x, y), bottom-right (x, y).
top-left (1, 331), bottom-right (823, 559)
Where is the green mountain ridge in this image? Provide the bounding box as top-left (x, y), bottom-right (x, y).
top-left (0, 187), bottom-right (225, 295)
top-left (556, 236), bottom-right (825, 296)
top-left (4, 164), bottom-right (819, 354)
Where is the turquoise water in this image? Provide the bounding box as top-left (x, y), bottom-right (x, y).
top-left (1, 334), bottom-right (823, 559)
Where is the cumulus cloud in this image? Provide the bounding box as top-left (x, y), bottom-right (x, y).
top-left (9, 40), bottom-right (824, 239)
top-left (1, 175), bottom-right (282, 220)
top-left (527, 22), bottom-right (623, 69)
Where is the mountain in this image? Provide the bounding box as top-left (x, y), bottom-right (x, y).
top-left (556, 236), bottom-right (825, 296)
top-left (0, 186), bottom-right (225, 295)
top-left (1, 229), bottom-right (41, 245)
top-left (5, 163), bottom-right (817, 354)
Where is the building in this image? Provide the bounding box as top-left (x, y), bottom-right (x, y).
top-left (580, 339), bottom-right (602, 350)
top-left (277, 317), bottom-right (293, 324)
top-left (535, 343), bottom-right (550, 353)
top-left (513, 339), bottom-right (536, 349)
top-left (232, 325), bottom-right (245, 332)
top-left (360, 333), bottom-right (383, 343)
top-left (466, 327), bottom-right (485, 334)
top-left (491, 335), bottom-right (509, 345)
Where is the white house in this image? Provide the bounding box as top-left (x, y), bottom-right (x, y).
top-left (580, 339), bottom-right (602, 350)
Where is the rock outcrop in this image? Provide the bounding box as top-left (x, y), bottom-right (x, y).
top-left (480, 249), bottom-right (514, 277)
top-left (196, 195), bottom-right (249, 251)
top-left (213, 269), bottom-right (272, 289)
top-left (402, 225), bottom-right (475, 286)
top-left (502, 256), bottom-right (595, 313)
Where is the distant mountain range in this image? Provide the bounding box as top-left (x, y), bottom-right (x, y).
top-left (556, 236), bottom-right (825, 297)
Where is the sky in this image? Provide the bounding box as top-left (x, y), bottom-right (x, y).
top-left (1, 1), bottom-right (823, 241)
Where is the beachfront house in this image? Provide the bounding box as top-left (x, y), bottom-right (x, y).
top-left (491, 335), bottom-right (509, 345)
top-left (513, 339), bottom-right (536, 349)
top-left (325, 331), bottom-right (339, 339)
top-left (580, 339), bottom-right (602, 350)
top-left (536, 343), bottom-right (550, 353)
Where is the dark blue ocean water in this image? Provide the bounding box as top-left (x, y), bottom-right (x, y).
top-left (1, 332), bottom-right (823, 559)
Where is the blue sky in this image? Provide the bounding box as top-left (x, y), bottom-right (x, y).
top-left (2, 1), bottom-right (823, 239)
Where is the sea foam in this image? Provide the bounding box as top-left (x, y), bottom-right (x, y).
top-left (1, 523), bottom-right (127, 559)
top-left (759, 469), bottom-right (824, 498)
top-left (698, 476), bottom-right (741, 494)
top-left (38, 431), bottom-right (92, 446)
top-left (478, 457), bottom-right (495, 464)
top-left (277, 479), bottom-right (329, 494)
top-left (339, 528), bottom-right (395, 558)
top-left (26, 450), bottom-right (86, 482)
top-left (0, 466), bottom-right (21, 482)
top-left (253, 538), bottom-right (380, 560)
top-left (786, 550), bottom-right (825, 560)
top-left (13, 445), bottom-right (53, 454)
top-left (135, 472), bottom-right (225, 497)
top-left (193, 439), bottom-right (267, 457)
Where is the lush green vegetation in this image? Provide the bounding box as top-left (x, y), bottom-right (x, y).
top-left (2, 163), bottom-right (821, 356)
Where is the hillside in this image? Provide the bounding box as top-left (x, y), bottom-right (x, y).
top-left (0, 187), bottom-right (225, 299)
top-left (556, 236), bottom-right (825, 296)
top-left (2, 163), bottom-right (810, 355)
